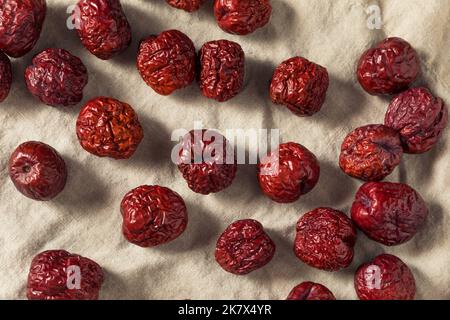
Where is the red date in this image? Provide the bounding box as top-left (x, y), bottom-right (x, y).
top-left (215, 219), bottom-right (275, 275)
top-left (0, 51), bottom-right (12, 102)
top-left (9, 141), bottom-right (67, 201)
top-left (166, 0), bottom-right (205, 12)
top-left (0, 0), bottom-right (46, 57)
top-left (385, 87), bottom-right (448, 154)
top-left (287, 282), bottom-right (336, 300)
top-left (76, 97), bottom-right (144, 159)
top-left (137, 30), bottom-right (196, 95)
top-left (121, 185), bottom-right (188, 247)
top-left (339, 124), bottom-right (403, 181)
top-left (25, 48), bottom-right (88, 107)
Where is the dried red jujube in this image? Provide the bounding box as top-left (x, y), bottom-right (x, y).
top-left (199, 40), bottom-right (245, 102)
top-left (177, 129), bottom-right (237, 194)
top-left (0, 51), bottom-right (12, 102)
top-left (339, 124), bottom-right (403, 181)
top-left (25, 48), bottom-right (88, 107)
top-left (270, 57), bottom-right (329, 117)
top-left (286, 282), bottom-right (336, 300)
top-left (0, 0), bottom-right (46, 57)
top-left (215, 219), bottom-right (275, 275)
top-left (294, 207), bottom-right (357, 271)
top-left (137, 30), bottom-right (196, 95)
top-left (384, 87), bottom-right (448, 154)
top-left (9, 141), bottom-right (67, 201)
top-left (27, 250), bottom-right (104, 300)
top-left (355, 254), bottom-right (416, 300)
top-left (75, 0), bottom-right (131, 60)
top-left (258, 142), bottom-right (320, 203)
top-left (214, 0), bottom-right (272, 35)
top-left (121, 185), bottom-right (188, 247)
top-left (76, 97), bottom-right (143, 159)
top-left (166, 0), bottom-right (205, 12)
top-left (357, 37), bottom-right (420, 95)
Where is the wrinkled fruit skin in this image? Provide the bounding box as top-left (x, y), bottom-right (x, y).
top-left (121, 185), bottom-right (188, 247)
top-left (0, 51), bottom-right (12, 102)
top-left (0, 0), bottom-right (46, 57)
top-left (287, 282), bottom-right (336, 300)
top-left (166, 0), bottom-right (204, 12)
top-left (137, 30), bottom-right (196, 95)
top-left (199, 40), bottom-right (245, 102)
top-left (76, 0), bottom-right (131, 60)
top-left (258, 142), bottom-right (320, 203)
top-left (270, 57), bottom-right (329, 117)
top-left (76, 97), bottom-right (143, 159)
top-left (177, 129), bottom-right (237, 194)
top-left (27, 250), bottom-right (103, 300)
top-left (385, 87), bottom-right (448, 154)
top-left (9, 141), bottom-right (67, 201)
top-left (351, 182), bottom-right (428, 246)
top-left (25, 48), bottom-right (88, 107)
top-left (215, 219), bottom-right (275, 275)
top-left (339, 124), bottom-right (403, 181)
top-left (357, 37), bottom-right (420, 95)
top-left (214, 0), bottom-right (272, 35)
top-left (294, 207), bottom-right (357, 271)
top-left (355, 254), bottom-right (416, 300)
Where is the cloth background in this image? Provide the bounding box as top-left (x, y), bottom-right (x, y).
top-left (0, 0), bottom-right (449, 300)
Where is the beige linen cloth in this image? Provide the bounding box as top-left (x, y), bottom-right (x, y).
top-left (0, 0), bottom-right (449, 300)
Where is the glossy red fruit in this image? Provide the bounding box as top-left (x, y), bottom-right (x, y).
top-left (198, 40), bottom-right (245, 102)
top-left (355, 254), bottom-right (416, 300)
top-left (75, 0), bottom-right (131, 60)
top-left (287, 282), bottom-right (336, 300)
top-left (215, 219), bottom-right (275, 275)
top-left (0, 51), bottom-right (12, 102)
top-left (27, 250), bottom-right (103, 300)
top-left (294, 207), bottom-right (357, 271)
top-left (9, 141), bottom-right (67, 201)
top-left (258, 142), bottom-right (320, 203)
top-left (357, 37), bottom-right (420, 95)
top-left (385, 87), bottom-right (448, 154)
top-left (270, 57), bottom-right (329, 116)
top-left (351, 182), bottom-right (428, 246)
top-left (214, 0), bottom-right (272, 35)
top-left (121, 185), bottom-right (188, 247)
top-left (177, 129), bottom-right (237, 194)
top-left (137, 30), bottom-right (196, 95)
top-left (25, 48), bottom-right (88, 107)
top-left (339, 124), bottom-right (403, 181)
top-left (76, 97), bottom-right (143, 159)
top-left (166, 0), bottom-right (205, 12)
top-left (0, 0), bottom-right (46, 57)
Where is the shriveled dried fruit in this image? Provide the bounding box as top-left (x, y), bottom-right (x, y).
top-left (76, 97), bottom-right (143, 159)
top-left (25, 48), bottom-right (88, 107)
top-left (339, 124), bottom-right (403, 181)
top-left (75, 0), bottom-right (131, 60)
top-left (270, 57), bottom-right (329, 117)
top-left (258, 142), bottom-right (320, 203)
top-left (355, 254), bottom-right (415, 300)
top-left (215, 219), bottom-right (275, 275)
top-left (287, 282), bottom-right (336, 300)
top-left (137, 30), bottom-right (196, 95)
top-left (177, 129), bottom-right (237, 194)
top-left (357, 37), bottom-right (420, 95)
top-left (214, 0), bottom-right (272, 35)
top-left (294, 207), bottom-right (357, 271)
top-left (351, 182), bottom-right (428, 246)
top-left (385, 87), bottom-right (448, 154)
top-left (0, 51), bottom-right (12, 102)
top-left (166, 0), bottom-right (204, 12)
top-left (121, 185), bottom-right (188, 247)
top-left (199, 40), bottom-right (245, 102)
top-left (0, 0), bottom-right (46, 57)
top-left (9, 141), bottom-right (67, 201)
top-left (27, 250), bottom-right (103, 300)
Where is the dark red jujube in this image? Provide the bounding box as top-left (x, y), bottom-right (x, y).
top-left (0, 51), bottom-right (12, 102)
top-left (286, 282), bottom-right (336, 300)
top-left (166, 0), bottom-right (205, 12)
